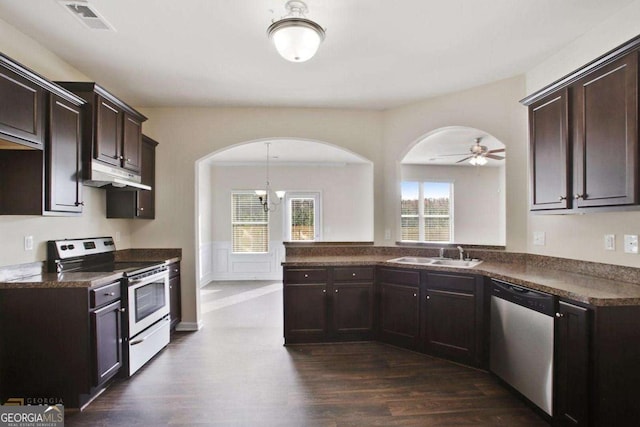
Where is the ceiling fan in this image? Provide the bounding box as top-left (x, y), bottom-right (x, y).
top-left (439, 137), bottom-right (505, 165)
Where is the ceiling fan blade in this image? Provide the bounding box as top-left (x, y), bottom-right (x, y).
top-left (437, 153), bottom-right (470, 157)
top-left (488, 148), bottom-right (505, 154)
top-left (456, 156), bottom-right (472, 163)
top-left (486, 154), bottom-right (505, 160)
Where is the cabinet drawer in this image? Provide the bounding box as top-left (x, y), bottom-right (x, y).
top-left (334, 266), bottom-right (374, 282)
top-left (425, 272), bottom-right (476, 293)
top-left (168, 262), bottom-right (180, 278)
top-left (91, 281), bottom-right (121, 308)
top-left (377, 268), bottom-right (420, 286)
top-left (284, 268), bottom-right (328, 284)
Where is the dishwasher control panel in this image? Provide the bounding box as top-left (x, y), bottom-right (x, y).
top-left (491, 279), bottom-right (555, 316)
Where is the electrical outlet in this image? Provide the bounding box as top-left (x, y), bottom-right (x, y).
top-left (604, 234), bottom-right (616, 251)
top-left (24, 235), bottom-right (33, 251)
top-left (533, 231), bottom-right (545, 246)
top-left (624, 235), bottom-right (638, 254)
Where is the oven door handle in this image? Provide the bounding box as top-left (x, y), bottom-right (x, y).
top-left (128, 270), bottom-right (168, 287)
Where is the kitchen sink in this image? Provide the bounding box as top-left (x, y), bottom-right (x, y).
top-left (386, 256), bottom-right (435, 265)
top-left (386, 257), bottom-right (483, 268)
top-left (430, 259), bottom-right (483, 268)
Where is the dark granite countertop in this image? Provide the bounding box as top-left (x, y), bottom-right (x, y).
top-left (0, 248), bottom-right (182, 290)
top-left (283, 255), bottom-right (640, 306)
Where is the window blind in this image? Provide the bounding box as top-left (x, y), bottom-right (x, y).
top-left (232, 192), bottom-right (268, 253)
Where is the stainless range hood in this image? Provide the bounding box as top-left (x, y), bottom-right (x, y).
top-left (85, 161), bottom-right (151, 191)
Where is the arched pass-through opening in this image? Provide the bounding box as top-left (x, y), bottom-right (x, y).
top-left (399, 126), bottom-right (506, 246)
top-left (194, 137), bottom-right (374, 289)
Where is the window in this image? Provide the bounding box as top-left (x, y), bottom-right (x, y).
top-left (231, 192), bottom-right (268, 253)
top-left (401, 181), bottom-right (452, 242)
top-left (286, 193), bottom-right (321, 241)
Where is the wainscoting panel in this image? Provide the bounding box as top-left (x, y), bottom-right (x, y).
top-left (201, 241), bottom-right (284, 283)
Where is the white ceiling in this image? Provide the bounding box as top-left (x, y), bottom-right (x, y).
top-left (0, 0), bottom-right (634, 110)
top-left (402, 126), bottom-right (505, 167)
top-left (207, 139), bottom-right (370, 165)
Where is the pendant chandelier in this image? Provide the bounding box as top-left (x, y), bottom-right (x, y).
top-left (256, 142), bottom-right (285, 212)
top-left (267, 1), bottom-right (326, 62)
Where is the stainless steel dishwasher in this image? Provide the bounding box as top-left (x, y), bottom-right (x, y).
top-left (490, 279), bottom-right (555, 416)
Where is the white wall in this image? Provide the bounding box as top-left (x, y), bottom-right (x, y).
top-left (0, 17), bottom-right (134, 267)
top-left (382, 76), bottom-right (528, 252)
top-left (133, 107), bottom-right (384, 329)
top-left (401, 164), bottom-right (505, 246)
top-left (200, 163), bottom-right (374, 282)
top-left (525, 0), bottom-right (640, 267)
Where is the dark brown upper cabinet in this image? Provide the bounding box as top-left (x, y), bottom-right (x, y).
top-left (0, 56), bottom-right (45, 149)
top-left (46, 94), bottom-right (83, 213)
top-left (529, 89), bottom-right (570, 210)
top-left (0, 53), bottom-right (85, 215)
top-left (106, 135), bottom-right (158, 219)
top-left (55, 82), bottom-right (147, 178)
top-left (572, 52), bottom-right (638, 207)
top-left (522, 35), bottom-right (640, 213)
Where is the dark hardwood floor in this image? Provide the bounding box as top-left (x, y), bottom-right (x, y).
top-left (66, 281), bottom-right (547, 426)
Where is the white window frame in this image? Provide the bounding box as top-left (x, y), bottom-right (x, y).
top-left (231, 191), bottom-right (269, 254)
top-left (285, 192), bottom-right (322, 242)
top-left (400, 181), bottom-right (454, 243)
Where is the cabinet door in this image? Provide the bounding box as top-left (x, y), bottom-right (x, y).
top-left (529, 89), bottom-right (570, 210)
top-left (332, 282), bottom-right (374, 339)
top-left (425, 288), bottom-right (476, 365)
top-left (169, 265), bottom-right (181, 331)
top-left (555, 301), bottom-right (589, 426)
top-left (0, 66), bottom-right (45, 148)
top-left (46, 95), bottom-right (83, 213)
top-left (122, 114), bottom-right (142, 173)
top-left (424, 272), bottom-right (480, 366)
top-left (95, 96), bottom-right (122, 166)
top-left (573, 52), bottom-right (638, 207)
top-left (136, 135), bottom-right (156, 218)
top-left (91, 300), bottom-right (123, 386)
top-left (379, 282), bottom-right (420, 350)
top-left (284, 283), bottom-right (327, 343)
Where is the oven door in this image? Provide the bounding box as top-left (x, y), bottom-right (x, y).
top-left (127, 270), bottom-right (170, 337)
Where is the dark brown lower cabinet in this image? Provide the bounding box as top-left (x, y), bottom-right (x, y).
top-left (283, 267), bottom-right (374, 344)
top-left (0, 283), bottom-right (123, 408)
top-left (554, 300), bottom-right (640, 426)
top-left (168, 261), bottom-right (181, 331)
top-left (424, 272), bottom-right (484, 367)
top-left (554, 300), bottom-right (589, 426)
top-left (92, 300), bottom-right (123, 385)
top-left (377, 268), bottom-right (421, 350)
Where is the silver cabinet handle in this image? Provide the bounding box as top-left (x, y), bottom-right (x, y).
top-left (304, 274), bottom-right (309, 278)
top-left (322, 289), bottom-right (326, 293)
top-left (555, 312), bottom-right (564, 318)
top-left (120, 307), bottom-right (126, 313)
top-left (75, 201), bottom-right (85, 206)
top-left (574, 194), bottom-right (585, 200)
top-left (413, 293), bottom-right (417, 297)
top-left (352, 273), bottom-right (356, 277)
top-left (104, 292), bottom-right (115, 296)
top-left (558, 196), bottom-right (566, 201)
top-left (126, 158), bottom-right (131, 162)
top-left (335, 289), bottom-right (338, 293)
top-left (426, 295), bottom-right (430, 300)
top-left (119, 155), bottom-right (124, 160)
top-left (139, 207), bottom-right (144, 211)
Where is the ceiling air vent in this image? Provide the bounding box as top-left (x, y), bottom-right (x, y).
top-left (58, 1), bottom-right (115, 31)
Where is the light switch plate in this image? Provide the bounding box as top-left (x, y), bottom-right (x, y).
top-left (624, 235), bottom-right (638, 254)
top-left (24, 235), bottom-right (33, 251)
top-left (604, 234), bottom-right (616, 251)
top-left (533, 231), bottom-right (545, 246)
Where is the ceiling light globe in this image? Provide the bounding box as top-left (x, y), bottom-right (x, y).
top-left (268, 18), bottom-right (325, 62)
top-left (476, 156), bottom-right (488, 166)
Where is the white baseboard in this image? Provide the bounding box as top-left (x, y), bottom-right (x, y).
top-left (175, 321), bottom-right (203, 332)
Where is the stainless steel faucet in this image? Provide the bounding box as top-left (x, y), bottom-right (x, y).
top-left (439, 248), bottom-right (445, 258)
top-left (457, 246), bottom-right (464, 260)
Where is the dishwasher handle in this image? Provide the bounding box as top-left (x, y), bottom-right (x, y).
top-left (491, 279), bottom-right (555, 316)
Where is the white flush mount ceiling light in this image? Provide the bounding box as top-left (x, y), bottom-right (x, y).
top-left (58, 0), bottom-right (115, 31)
top-left (267, 0), bottom-right (326, 62)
